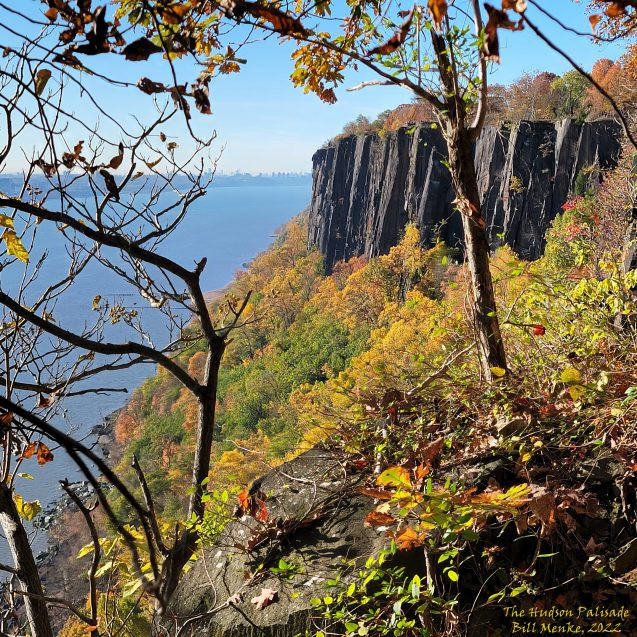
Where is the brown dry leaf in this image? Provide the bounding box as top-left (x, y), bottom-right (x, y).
top-left (529, 490), bottom-right (556, 527)
top-left (421, 436), bottom-right (444, 465)
top-left (100, 169), bottom-right (119, 201)
top-left (364, 510), bottom-right (396, 527)
top-left (0, 412), bottom-right (12, 427)
top-left (122, 38), bottom-right (163, 61)
top-left (243, 2), bottom-right (308, 36)
top-left (251, 587), bottom-right (278, 610)
top-left (145, 157), bottom-right (162, 170)
top-left (483, 3), bottom-right (524, 63)
top-left (428, 0), bottom-right (447, 29)
top-left (368, 6), bottom-right (415, 56)
top-left (589, 14), bottom-right (602, 30)
top-left (36, 392), bottom-right (58, 408)
top-left (137, 77), bottom-right (167, 95)
top-left (36, 442), bottom-right (54, 465)
top-left (557, 509), bottom-right (578, 532)
top-left (108, 142), bottom-right (124, 170)
top-left (514, 511), bottom-right (528, 533)
top-left (584, 536), bottom-right (605, 555)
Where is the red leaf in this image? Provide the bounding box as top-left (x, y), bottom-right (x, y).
top-left (532, 324), bottom-right (546, 336)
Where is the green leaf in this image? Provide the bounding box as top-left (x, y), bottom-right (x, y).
top-left (121, 578), bottom-right (143, 598)
top-left (447, 570), bottom-right (459, 582)
top-left (17, 473), bottom-right (33, 480)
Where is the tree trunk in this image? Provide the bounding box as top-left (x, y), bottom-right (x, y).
top-left (446, 127), bottom-right (507, 378)
top-left (158, 341), bottom-right (225, 606)
top-left (0, 483), bottom-right (53, 637)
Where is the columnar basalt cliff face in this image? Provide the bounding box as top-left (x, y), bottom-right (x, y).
top-left (308, 119), bottom-right (622, 270)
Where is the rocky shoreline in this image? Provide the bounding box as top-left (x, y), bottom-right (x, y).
top-left (32, 412), bottom-right (117, 565)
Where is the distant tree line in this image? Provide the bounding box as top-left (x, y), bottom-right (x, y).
top-left (333, 47), bottom-right (637, 142)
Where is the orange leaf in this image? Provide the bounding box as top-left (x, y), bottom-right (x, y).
top-left (21, 442), bottom-right (37, 460)
top-left (394, 526), bottom-right (423, 550)
top-left (427, 0), bottom-right (447, 29)
top-left (589, 14), bottom-right (602, 30)
top-left (36, 442), bottom-right (54, 465)
top-left (238, 489), bottom-right (250, 511)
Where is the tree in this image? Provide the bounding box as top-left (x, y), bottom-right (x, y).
top-left (0, 17), bottom-right (255, 634)
top-left (550, 70), bottom-right (591, 121)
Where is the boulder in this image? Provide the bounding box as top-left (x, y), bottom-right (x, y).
top-left (158, 447), bottom-right (383, 637)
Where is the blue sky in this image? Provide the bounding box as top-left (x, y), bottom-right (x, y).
top-left (0, 1), bottom-right (628, 174)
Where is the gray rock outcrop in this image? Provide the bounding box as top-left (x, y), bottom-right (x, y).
top-left (158, 447), bottom-right (381, 637)
top-left (308, 119), bottom-right (622, 271)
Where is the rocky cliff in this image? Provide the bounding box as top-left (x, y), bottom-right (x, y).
top-left (308, 119), bottom-right (623, 270)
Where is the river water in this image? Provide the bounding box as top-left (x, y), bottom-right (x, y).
top-left (0, 180), bottom-right (311, 563)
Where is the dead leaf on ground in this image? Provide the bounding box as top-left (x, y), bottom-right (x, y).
top-left (251, 587), bottom-right (278, 610)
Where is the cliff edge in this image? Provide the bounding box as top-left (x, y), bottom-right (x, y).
top-left (308, 119), bottom-right (622, 271)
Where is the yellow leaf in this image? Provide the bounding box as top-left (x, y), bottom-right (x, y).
top-left (569, 384), bottom-right (585, 401)
top-left (490, 366), bottom-right (506, 378)
top-left (13, 494), bottom-right (41, 521)
top-left (377, 466), bottom-right (411, 489)
top-left (560, 367), bottom-right (581, 384)
top-left (2, 229), bottom-right (29, 263)
top-left (34, 69), bottom-right (51, 96)
top-left (0, 215), bottom-right (14, 228)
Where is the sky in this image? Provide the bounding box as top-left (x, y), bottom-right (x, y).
top-left (0, 1), bottom-right (629, 174)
